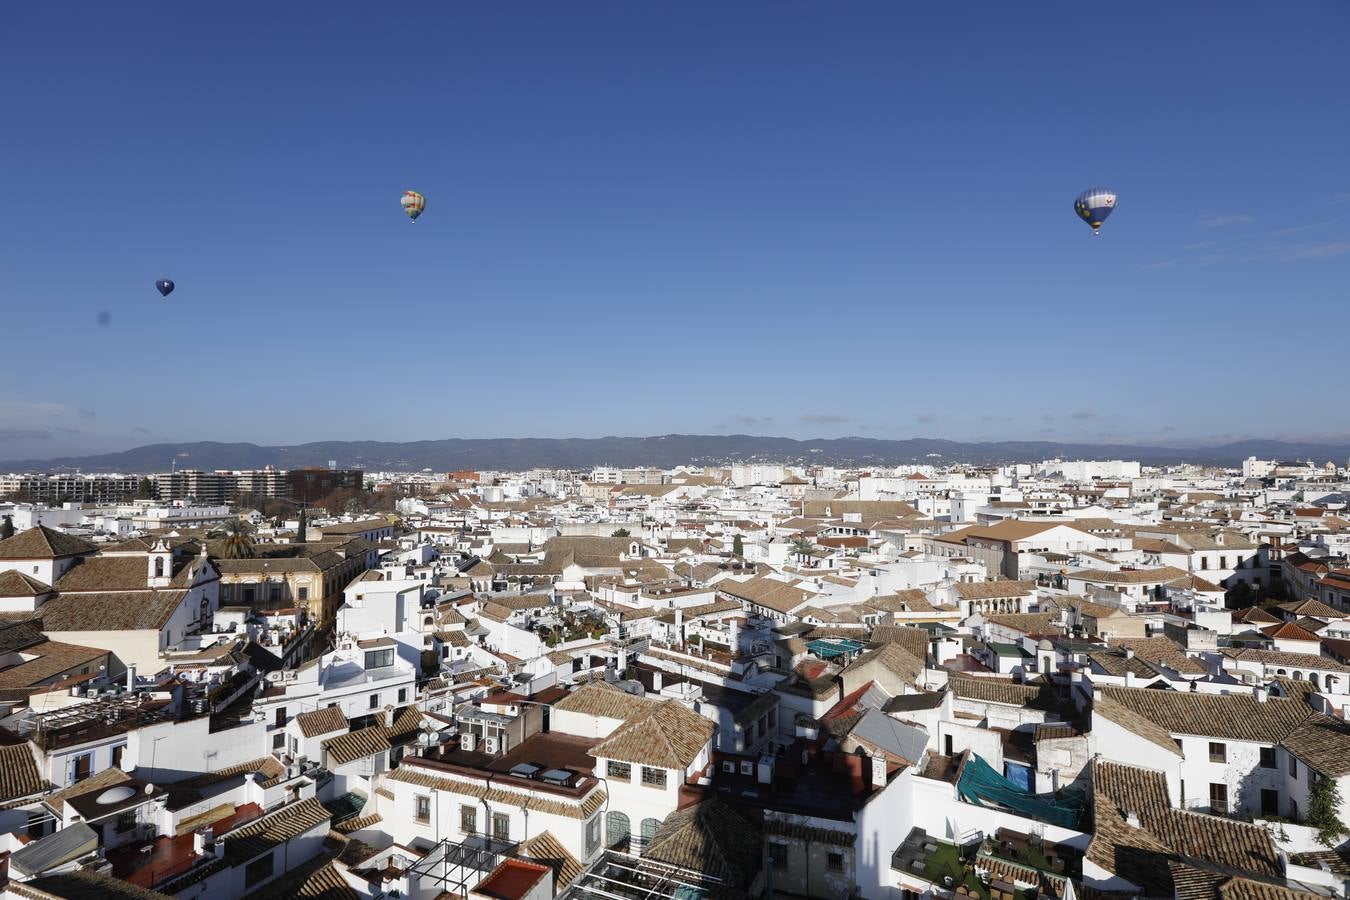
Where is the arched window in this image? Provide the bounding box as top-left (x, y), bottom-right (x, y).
top-left (606, 811), bottom-right (630, 849)
top-left (640, 817), bottom-right (661, 848)
top-left (154, 557), bottom-right (165, 578)
top-left (1310, 672), bottom-right (1321, 689)
top-left (1293, 671), bottom-right (1304, 681)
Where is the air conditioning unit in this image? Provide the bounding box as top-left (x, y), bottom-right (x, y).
top-left (484, 736), bottom-right (499, 754)
top-left (460, 733), bottom-right (476, 751)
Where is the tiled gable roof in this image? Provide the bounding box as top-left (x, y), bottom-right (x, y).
top-left (586, 699), bottom-right (714, 770)
top-left (643, 799), bottom-right (761, 889)
top-left (1089, 760), bottom-right (1282, 895)
top-left (984, 612), bottom-right (1060, 635)
top-left (949, 674), bottom-right (1060, 711)
top-left (37, 590), bottom-right (190, 632)
top-left (955, 579), bottom-right (1036, 600)
top-left (0, 570), bottom-right (54, 597)
top-left (322, 725), bottom-right (390, 767)
top-left (0, 742), bottom-right (48, 801)
top-left (518, 830), bottom-right (584, 889)
top-left (1098, 686), bottom-right (1310, 743)
top-left (1110, 636), bottom-right (1208, 675)
top-left (553, 682), bottom-right (654, 721)
top-left (295, 706), bottom-right (348, 738)
top-left (843, 642), bottom-right (923, 686)
top-left (0, 526), bottom-right (96, 560)
top-left (223, 796), bottom-right (330, 864)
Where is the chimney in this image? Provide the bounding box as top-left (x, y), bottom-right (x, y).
top-left (1125, 648), bottom-right (1135, 660)
top-left (1255, 686), bottom-right (1268, 703)
top-left (126, 664), bottom-right (137, 692)
top-left (729, 617), bottom-right (740, 653)
top-left (870, 751), bottom-right (887, 789)
top-left (1124, 670), bottom-right (1135, 689)
top-left (675, 606), bottom-right (684, 637)
top-left (652, 671), bottom-right (663, 691)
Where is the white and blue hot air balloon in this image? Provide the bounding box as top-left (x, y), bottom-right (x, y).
top-left (1074, 188), bottom-right (1118, 235)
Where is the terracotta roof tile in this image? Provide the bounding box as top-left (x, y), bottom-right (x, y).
top-left (586, 699), bottom-right (714, 770)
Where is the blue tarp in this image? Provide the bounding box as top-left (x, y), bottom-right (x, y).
top-left (957, 753), bottom-right (1083, 829)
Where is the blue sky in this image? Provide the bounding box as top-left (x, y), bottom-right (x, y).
top-left (2, 2), bottom-right (1348, 459)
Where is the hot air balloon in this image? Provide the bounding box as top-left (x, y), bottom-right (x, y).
top-left (401, 190), bottom-right (426, 222)
top-left (1074, 188), bottom-right (1117, 235)
top-left (155, 279), bottom-right (175, 297)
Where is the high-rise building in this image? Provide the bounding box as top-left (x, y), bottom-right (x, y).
top-left (0, 473), bottom-right (141, 504)
top-left (285, 468), bottom-right (364, 503)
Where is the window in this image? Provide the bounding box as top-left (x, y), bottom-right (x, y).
top-left (493, 812), bottom-right (510, 841)
top-left (827, 851), bottom-right (844, 872)
top-left (722, 761), bottom-right (736, 774)
top-left (272, 733), bottom-right (286, 749)
top-left (115, 810), bottom-right (138, 834)
top-left (769, 841), bottom-right (789, 870)
top-left (112, 744), bottom-right (125, 769)
top-left (606, 811), bottom-right (631, 849)
top-left (1219, 556), bottom-right (1228, 570)
top-left (364, 648), bottom-right (394, 669)
top-left (1209, 782), bottom-right (1228, 814)
top-left (369, 693), bottom-right (380, 709)
top-left (740, 761), bottom-right (753, 776)
top-left (460, 805), bottom-right (477, 834)
top-left (1259, 747), bottom-right (1276, 768)
top-left (398, 688), bottom-right (408, 704)
top-left (586, 814), bottom-right (602, 856)
top-left (415, 795), bottom-right (431, 824)
top-left (607, 760), bottom-right (632, 780)
top-left (641, 766), bottom-right (667, 788)
top-left (245, 852), bottom-right (275, 888)
top-left (1289, 755), bottom-right (1299, 778)
top-left (1200, 557), bottom-right (1209, 570)
top-left (72, 753), bottom-right (92, 783)
top-left (275, 707), bottom-right (287, 728)
top-left (298, 587), bottom-right (308, 601)
top-left (1261, 789), bottom-right (1279, 815)
top-left (1208, 742), bottom-right (1226, 763)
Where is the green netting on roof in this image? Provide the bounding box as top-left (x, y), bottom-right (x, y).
top-left (807, 638), bottom-right (866, 659)
top-left (956, 753), bottom-right (1084, 829)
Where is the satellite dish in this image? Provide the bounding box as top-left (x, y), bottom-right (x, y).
top-left (144, 783), bottom-right (155, 795)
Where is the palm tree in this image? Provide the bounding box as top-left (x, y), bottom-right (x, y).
top-left (790, 536), bottom-right (815, 562)
top-left (213, 518), bottom-right (256, 560)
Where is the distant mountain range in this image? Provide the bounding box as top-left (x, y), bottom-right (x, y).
top-left (3, 435), bottom-right (1349, 473)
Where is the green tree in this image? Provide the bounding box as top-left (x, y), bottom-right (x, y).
top-left (611, 528), bottom-right (631, 538)
top-left (790, 536), bottom-right (815, 560)
top-left (296, 506), bottom-right (307, 544)
top-left (213, 518), bottom-right (256, 560)
top-left (1309, 774), bottom-right (1348, 847)
top-left (135, 477), bottom-right (156, 500)
top-left (732, 534), bottom-right (744, 557)
top-left (0, 515), bottom-right (13, 540)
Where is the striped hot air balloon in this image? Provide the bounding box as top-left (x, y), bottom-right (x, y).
top-left (1074, 188), bottom-right (1117, 235)
top-left (401, 190), bottom-right (426, 222)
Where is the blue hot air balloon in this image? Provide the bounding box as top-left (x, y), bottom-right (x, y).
top-left (1074, 188), bottom-right (1118, 235)
top-left (155, 279), bottom-right (175, 297)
